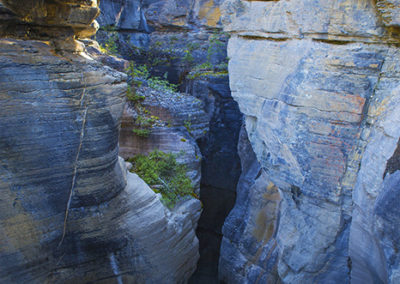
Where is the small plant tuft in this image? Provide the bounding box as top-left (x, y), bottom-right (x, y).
top-left (132, 128), bottom-right (151, 137)
top-left (128, 150), bottom-right (195, 208)
top-left (184, 119), bottom-right (192, 135)
top-left (127, 62), bottom-right (178, 92)
top-left (100, 32), bottom-right (118, 55)
top-left (127, 85), bottom-right (145, 102)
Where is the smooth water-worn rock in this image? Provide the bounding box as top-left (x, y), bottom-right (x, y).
top-left (220, 0), bottom-right (400, 283)
top-left (0, 2), bottom-right (201, 282)
top-left (0, 36), bottom-right (201, 284)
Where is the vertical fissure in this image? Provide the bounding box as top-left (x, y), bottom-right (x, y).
top-left (59, 84), bottom-right (89, 247)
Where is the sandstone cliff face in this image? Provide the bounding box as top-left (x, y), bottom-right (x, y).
top-left (0, 1), bottom-right (200, 282)
top-left (221, 0), bottom-right (400, 283)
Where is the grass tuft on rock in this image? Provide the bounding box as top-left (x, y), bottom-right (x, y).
top-left (128, 150), bottom-right (195, 208)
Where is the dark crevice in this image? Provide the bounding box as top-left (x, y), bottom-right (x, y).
top-left (188, 76), bottom-right (243, 283)
top-left (383, 137), bottom-right (400, 178)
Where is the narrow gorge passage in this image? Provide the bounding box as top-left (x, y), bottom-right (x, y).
top-left (188, 76), bottom-right (242, 283)
top-left (2, 0), bottom-right (400, 283)
top-left (96, 1), bottom-right (244, 281)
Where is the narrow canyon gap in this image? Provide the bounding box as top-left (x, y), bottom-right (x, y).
top-left (1, 0), bottom-right (400, 283)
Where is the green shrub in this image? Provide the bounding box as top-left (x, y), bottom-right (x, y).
top-left (100, 32), bottom-right (118, 55)
top-left (184, 32), bottom-right (229, 80)
top-left (183, 49), bottom-right (194, 66)
top-left (148, 76), bottom-right (178, 93)
top-left (128, 150), bottom-right (195, 208)
top-left (207, 32), bottom-right (225, 62)
top-left (131, 114), bottom-right (158, 137)
top-left (132, 128), bottom-right (151, 137)
top-left (127, 85), bottom-right (145, 102)
top-left (127, 62), bottom-right (150, 87)
top-left (126, 62), bottom-right (178, 93)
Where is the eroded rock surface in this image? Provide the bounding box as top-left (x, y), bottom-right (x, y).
top-left (0, 1), bottom-right (201, 283)
top-left (221, 0), bottom-right (400, 283)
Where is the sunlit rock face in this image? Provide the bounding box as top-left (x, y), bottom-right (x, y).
top-left (220, 0), bottom-right (400, 283)
top-left (0, 1), bottom-right (201, 283)
top-left (1, 0), bottom-right (99, 27)
top-left (0, 0), bottom-right (100, 51)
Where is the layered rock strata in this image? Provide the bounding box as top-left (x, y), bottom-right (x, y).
top-left (97, 0), bottom-right (225, 68)
top-left (0, 0), bottom-right (99, 51)
top-left (221, 0), bottom-right (400, 283)
top-left (0, 1), bottom-right (201, 282)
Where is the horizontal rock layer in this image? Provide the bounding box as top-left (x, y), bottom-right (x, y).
top-left (2, 0), bottom-right (99, 28)
top-left (0, 0), bottom-right (99, 52)
top-left (98, 0), bottom-right (223, 31)
top-left (221, 0), bottom-right (400, 283)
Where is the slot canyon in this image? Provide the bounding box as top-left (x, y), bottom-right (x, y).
top-left (1, 1), bottom-right (400, 283)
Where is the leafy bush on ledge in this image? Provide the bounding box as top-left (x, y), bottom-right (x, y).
top-left (99, 30), bottom-right (118, 55)
top-left (127, 150), bottom-right (196, 208)
top-left (126, 62), bottom-right (178, 93)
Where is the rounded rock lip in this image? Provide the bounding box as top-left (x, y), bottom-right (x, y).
top-left (1, 0), bottom-right (100, 29)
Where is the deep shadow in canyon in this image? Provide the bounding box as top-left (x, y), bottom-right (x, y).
top-left (188, 76), bottom-right (243, 283)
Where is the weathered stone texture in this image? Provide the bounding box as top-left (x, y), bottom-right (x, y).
top-left (1, 0), bottom-right (100, 42)
top-left (221, 0), bottom-right (400, 283)
top-left (377, 0), bottom-right (400, 27)
top-left (2, 0), bottom-right (99, 28)
top-left (188, 76), bottom-right (242, 283)
top-left (349, 48), bottom-right (400, 283)
top-left (0, 37), bottom-right (201, 283)
top-left (0, 1), bottom-right (202, 282)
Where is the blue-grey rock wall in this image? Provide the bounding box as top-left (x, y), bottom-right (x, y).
top-left (220, 0), bottom-right (400, 283)
top-left (0, 1), bottom-right (202, 282)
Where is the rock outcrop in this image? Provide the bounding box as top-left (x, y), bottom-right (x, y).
top-left (119, 84), bottom-right (209, 194)
top-left (221, 0), bottom-right (400, 283)
top-left (0, 1), bottom-right (201, 282)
